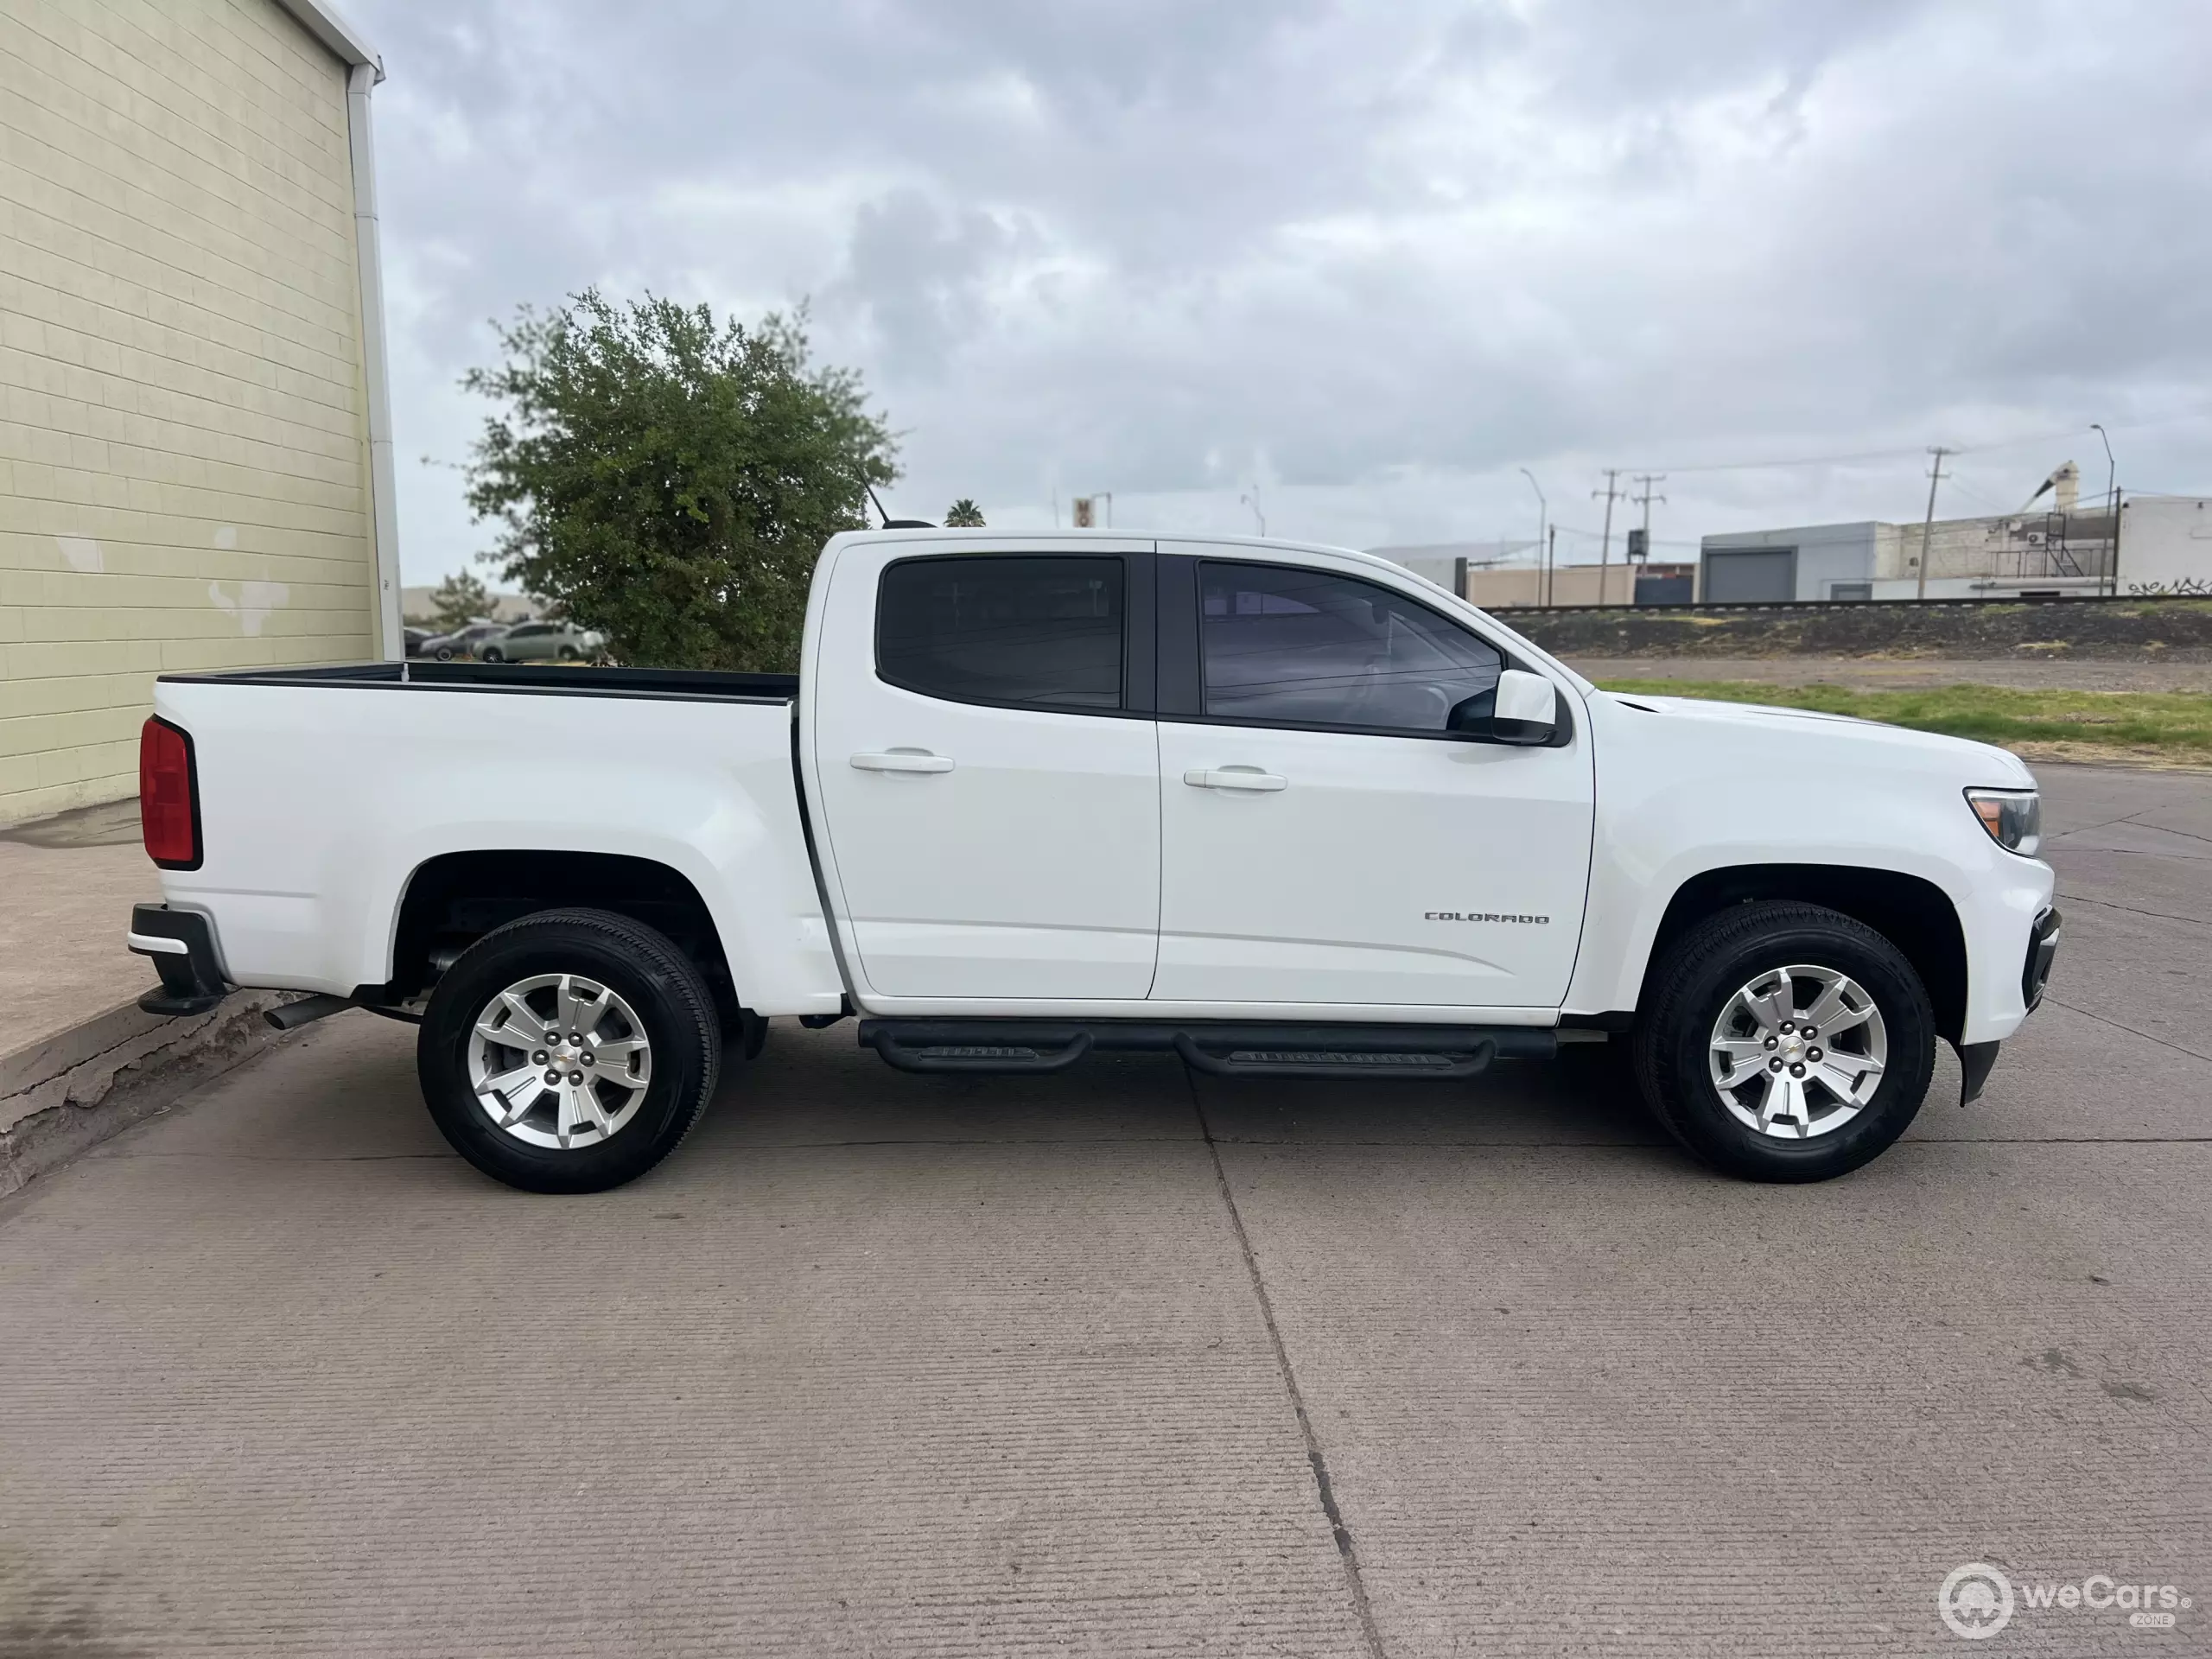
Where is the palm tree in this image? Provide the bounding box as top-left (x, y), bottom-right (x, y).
top-left (944, 499), bottom-right (986, 527)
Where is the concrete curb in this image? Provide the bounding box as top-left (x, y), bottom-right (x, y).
top-left (0, 992), bottom-right (297, 1198)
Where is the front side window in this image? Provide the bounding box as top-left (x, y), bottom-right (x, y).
top-left (878, 556), bottom-right (1124, 711)
top-left (1199, 563), bottom-right (1501, 734)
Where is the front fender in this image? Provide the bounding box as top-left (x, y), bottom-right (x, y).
top-left (1568, 696), bottom-right (2053, 1044)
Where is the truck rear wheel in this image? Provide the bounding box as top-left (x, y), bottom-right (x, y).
top-left (417, 908), bottom-right (721, 1193)
top-left (1631, 901), bottom-right (1936, 1182)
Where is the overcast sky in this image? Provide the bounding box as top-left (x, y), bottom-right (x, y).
top-left (346, 0), bottom-right (2212, 584)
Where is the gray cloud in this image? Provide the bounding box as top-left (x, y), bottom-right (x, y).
top-left (350, 0), bottom-right (2212, 575)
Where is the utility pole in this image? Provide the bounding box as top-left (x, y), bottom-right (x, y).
top-left (1240, 489), bottom-right (1265, 537)
top-left (1545, 524), bottom-right (1557, 608)
top-left (1630, 474), bottom-right (1667, 563)
top-left (1592, 468), bottom-right (1624, 604)
top-left (1915, 447), bottom-right (1950, 601)
top-left (1518, 467), bottom-right (1547, 604)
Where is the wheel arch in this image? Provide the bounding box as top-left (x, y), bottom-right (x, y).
top-left (1637, 864), bottom-right (1968, 1044)
top-left (376, 849), bottom-right (742, 1031)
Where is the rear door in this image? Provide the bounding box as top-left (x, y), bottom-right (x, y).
top-left (809, 539), bottom-right (1162, 1001)
top-left (1151, 551), bottom-right (1593, 1009)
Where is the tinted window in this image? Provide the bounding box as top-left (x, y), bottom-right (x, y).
top-left (1199, 563), bottom-right (1501, 733)
top-left (878, 556), bottom-right (1124, 710)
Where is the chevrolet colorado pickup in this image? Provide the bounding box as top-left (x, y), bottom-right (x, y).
top-left (126, 530), bottom-right (2059, 1192)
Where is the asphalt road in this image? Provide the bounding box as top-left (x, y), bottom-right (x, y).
top-left (1, 765), bottom-right (2205, 1657)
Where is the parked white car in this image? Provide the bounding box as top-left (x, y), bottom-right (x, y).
top-left (126, 530), bottom-right (2057, 1192)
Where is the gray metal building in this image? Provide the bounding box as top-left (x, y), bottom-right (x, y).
top-left (1700, 522), bottom-right (1889, 602)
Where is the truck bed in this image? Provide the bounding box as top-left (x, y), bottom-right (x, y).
top-left (148, 659), bottom-right (842, 1014)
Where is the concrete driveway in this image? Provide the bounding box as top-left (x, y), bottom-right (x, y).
top-left (1, 766), bottom-right (2205, 1657)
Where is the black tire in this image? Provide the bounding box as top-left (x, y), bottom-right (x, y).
top-left (557, 645), bottom-right (580, 662)
top-left (1631, 901), bottom-right (1936, 1182)
top-left (480, 646), bottom-right (504, 664)
top-left (417, 908), bottom-right (721, 1193)
top-left (435, 645), bottom-right (455, 661)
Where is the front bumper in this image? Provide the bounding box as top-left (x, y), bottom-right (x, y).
top-left (2024, 906), bottom-right (2061, 1012)
top-left (126, 903), bottom-right (230, 1016)
top-left (1955, 906), bottom-right (2060, 1107)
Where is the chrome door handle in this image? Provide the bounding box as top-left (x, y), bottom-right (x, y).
top-left (850, 751), bottom-right (955, 773)
top-left (1183, 766), bottom-right (1287, 791)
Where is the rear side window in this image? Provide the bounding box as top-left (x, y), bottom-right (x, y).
top-left (878, 556), bottom-right (1124, 710)
top-left (1199, 562), bottom-right (1501, 734)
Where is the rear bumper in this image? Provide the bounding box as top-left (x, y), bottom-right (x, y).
top-left (127, 904), bottom-right (230, 1016)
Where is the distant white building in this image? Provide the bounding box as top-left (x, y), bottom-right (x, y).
top-left (2117, 495), bottom-right (2212, 594)
top-left (1698, 463), bottom-right (2143, 602)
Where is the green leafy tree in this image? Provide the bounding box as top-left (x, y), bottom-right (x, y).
top-left (461, 289), bottom-right (899, 671)
top-left (944, 499), bottom-right (986, 527)
top-left (427, 570), bottom-right (493, 632)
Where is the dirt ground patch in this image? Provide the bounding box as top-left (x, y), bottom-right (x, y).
top-left (1512, 597), bottom-right (2212, 660)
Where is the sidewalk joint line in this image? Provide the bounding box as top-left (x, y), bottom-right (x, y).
top-left (1188, 1068), bottom-right (1389, 1659)
top-left (2119, 812), bottom-right (2212, 848)
top-left (2054, 890), bottom-right (2211, 928)
top-left (2044, 998), bottom-right (2212, 1065)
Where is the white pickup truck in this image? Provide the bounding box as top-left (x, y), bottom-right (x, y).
top-left (127, 530), bottom-right (2059, 1192)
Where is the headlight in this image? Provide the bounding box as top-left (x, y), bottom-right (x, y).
top-left (1966, 788), bottom-right (2041, 856)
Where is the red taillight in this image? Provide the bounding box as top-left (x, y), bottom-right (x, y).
top-left (140, 717), bottom-right (200, 868)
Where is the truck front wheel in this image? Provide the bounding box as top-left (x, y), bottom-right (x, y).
top-left (417, 908), bottom-right (721, 1193)
top-left (1632, 901), bottom-right (1936, 1182)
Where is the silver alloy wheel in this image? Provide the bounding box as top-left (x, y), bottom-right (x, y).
top-left (467, 973), bottom-right (653, 1149)
top-left (1707, 963), bottom-right (1888, 1140)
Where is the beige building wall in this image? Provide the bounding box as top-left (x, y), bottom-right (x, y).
top-left (1465, 563), bottom-right (1642, 609)
top-left (0, 0), bottom-right (379, 825)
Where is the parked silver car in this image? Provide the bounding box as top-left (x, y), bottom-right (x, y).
top-left (479, 620), bottom-right (607, 663)
top-left (419, 620), bottom-right (508, 661)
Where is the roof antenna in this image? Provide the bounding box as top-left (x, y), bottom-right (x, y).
top-left (868, 483), bottom-right (935, 531)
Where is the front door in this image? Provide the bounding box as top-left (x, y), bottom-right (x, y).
top-left (1152, 555), bottom-right (1592, 1008)
top-left (809, 541), bottom-right (1161, 1001)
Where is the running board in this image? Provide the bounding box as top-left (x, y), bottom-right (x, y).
top-left (858, 1019), bottom-right (1554, 1078)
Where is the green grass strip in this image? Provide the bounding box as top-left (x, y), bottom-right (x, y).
top-left (1593, 679), bottom-right (2212, 754)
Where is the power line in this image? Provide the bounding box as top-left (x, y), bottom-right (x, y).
top-left (1552, 522), bottom-right (1700, 548)
top-left (1616, 404), bottom-right (2212, 477)
top-left (1633, 443), bottom-right (1928, 475)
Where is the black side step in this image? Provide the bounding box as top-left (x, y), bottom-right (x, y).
top-left (859, 1020), bottom-right (1554, 1078)
top-left (871, 1027), bottom-right (1094, 1075)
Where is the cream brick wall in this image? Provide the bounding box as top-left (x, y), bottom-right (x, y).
top-left (0, 0), bottom-right (378, 825)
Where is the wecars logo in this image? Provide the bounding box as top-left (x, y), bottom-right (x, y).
top-left (1940, 1563), bottom-right (2191, 1641)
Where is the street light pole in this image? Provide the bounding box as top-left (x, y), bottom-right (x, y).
top-left (1518, 467), bottom-right (1547, 607)
top-left (2090, 423), bottom-right (2117, 594)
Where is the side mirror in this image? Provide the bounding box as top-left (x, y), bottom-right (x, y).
top-left (1448, 669), bottom-right (1558, 746)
